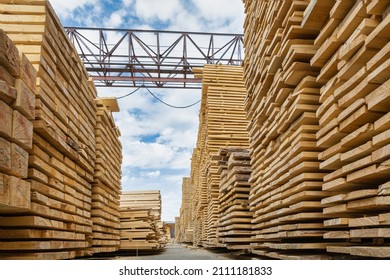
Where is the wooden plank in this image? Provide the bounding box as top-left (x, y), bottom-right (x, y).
top-left (0, 100), bottom-right (13, 139)
top-left (0, 29), bottom-right (20, 76)
top-left (328, 246), bottom-right (390, 258)
top-left (10, 142), bottom-right (28, 178)
top-left (12, 109), bottom-right (33, 150)
top-left (14, 79), bottom-right (35, 120)
top-left (0, 80), bottom-right (17, 104)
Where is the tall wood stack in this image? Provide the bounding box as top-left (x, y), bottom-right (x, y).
top-left (191, 146), bottom-right (207, 246)
top-left (0, 29), bottom-right (34, 214)
top-left (239, 0), bottom-right (390, 259)
top-left (91, 98), bottom-right (122, 254)
top-left (307, 0), bottom-right (390, 259)
top-left (174, 216), bottom-right (181, 243)
top-left (119, 190), bottom-right (164, 251)
top-left (216, 148), bottom-right (253, 250)
top-left (0, 1), bottom-right (122, 260)
top-left (191, 65), bottom-right (250, 247)
top-left (177, 177), bottom-right (194, 244)
top-left (242, 0), bottom-right (331, 259)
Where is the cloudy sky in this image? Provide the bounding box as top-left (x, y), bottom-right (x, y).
top-left (50, 0), bottom-right (245, 221)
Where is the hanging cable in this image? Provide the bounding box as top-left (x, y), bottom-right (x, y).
top-left (116, 86), bottom-right (142, 99)
top-left (144, 87), bottom-right (201, 109)
top-left (114, 85), bottom-right (201, 109)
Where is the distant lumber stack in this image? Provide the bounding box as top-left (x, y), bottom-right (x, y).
top-left (119, 190), bottom-right (164, 251)
top-left (216, 148), bottom-right (253, 251)
top-left (176, 177), bottom-right (194, 244)
top-left (0, 0), bottom-right (122, 260)
top-left (191, 65), bottom-right (250, 247)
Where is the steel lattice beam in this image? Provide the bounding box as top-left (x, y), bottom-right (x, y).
top-left (65, 27), bottom-right (244, 89)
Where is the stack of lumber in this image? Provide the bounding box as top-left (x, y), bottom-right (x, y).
top-left (216, 148), bottom-right (253, 250)
top-left (177, 177), bottom-right (194, 244)
top-left (0, 29), bottom-right (34, 213)
top-left (156, 221), bottom-right (170, 245)
top-left (91, 98), bottom-right (122, 254)
top-left (242, 0), bottom-right (331, 259)
top-left (174, 217), bottom-right (181, 243)
top-left (308, 0), bottom-right (390, 259)
top-left (0, 0), bottom-right (122, 260)
top-left (191, 65), bottom-right (250, 247)
top-left (119, 190), bottom-right (164, 251)
top-left (191, 147), bottom-right (207, 246)
top-left (0, 1), bottom-right (97, 260)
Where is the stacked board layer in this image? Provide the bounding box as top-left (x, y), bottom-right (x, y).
top-left (91, 98), bottom-right (122, 254)
top-left (217, 148), bottom-right (253, 251)
top-left (119, 190), bottom-right (164, 251)
top-left (243, 0), bottom-right (330, 259)
top-left (308, 0), bottom-right (390, 259)
top-left (0, 29), bottom-right (34, 214)
top-left (191, 65), bottom-right (250, 247)
top-left (241, 0), bottom-right (390, 259)
top-left (176, 177), bottom-right (194, 244)
top-left (0, 0), bottom-right (122, 260)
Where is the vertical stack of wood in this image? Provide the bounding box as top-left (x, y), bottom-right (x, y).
top-left (216, 148), bottom-right (253, 250)
top-left (0, 1), bottom-right (96, 259)
top-left (119, 190), bottom-right (164, 251)
top-left (91, 98), bottom-right (122, 254)
top-left (308, 0), bottom-right (390, 259)
top-left (177, 177), bottom-right (194, 244)
top-left (191, 147), bottom-right (207, 246)
top-left (174, 216), bottom-right (181, 243)
top-left (191, 65), bottom-right (250, 248)
top-left (0, 29), bottom-right (34, 214)
top-left (242, 0), bottom-right (332, 259)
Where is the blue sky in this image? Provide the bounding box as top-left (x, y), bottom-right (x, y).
top-left (50, 0), bottom-right (245, 221)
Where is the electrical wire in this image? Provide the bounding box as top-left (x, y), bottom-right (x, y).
top-left (114, 85), bottom-right (201, 109)
top-left (144, 87), bottom-right (201, 109)
top-left (116, 86), bottom-right (142, 99)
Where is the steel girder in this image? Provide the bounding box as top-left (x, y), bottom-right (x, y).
top-left (65, 27), bottom-right (244, 89)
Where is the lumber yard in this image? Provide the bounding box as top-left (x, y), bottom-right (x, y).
top-left (1, 0), bottom-right (390, 260)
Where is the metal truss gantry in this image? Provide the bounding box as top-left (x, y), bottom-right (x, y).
top-left (65, 27), bottom-right (244, 89)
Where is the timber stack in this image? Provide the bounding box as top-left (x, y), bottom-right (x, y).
top-left (0, 1), bottom-right (122, 260)
top-left (191, 65), bottom-right (250, 247)
top-left (216, 148), bottom-right (253, 250)
top-left (0, 29), bottom-right (34, 216)
top-left (178, 177), bottom-right (194, 244)
top-left (309, 1), bottom-right (390, 259)
top-left (91, 98), bottom-right (122, 254)
top-left (119, 190), bottom-right (164, 251)
top-left (174, 216), bottom-right (181, 243)
top-left (238, 0), bottom-right (390, 259)
top-left (242, 0), bottom-right (328, 259)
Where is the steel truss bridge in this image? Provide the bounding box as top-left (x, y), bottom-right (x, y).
top-left (65, 27), bottom-right (244, 89)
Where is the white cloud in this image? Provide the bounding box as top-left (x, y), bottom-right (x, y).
top-left (49, 0), bottom-right (99, 17)
top-left (134, 0), bottom-right (182, 22)
top-left (141, 170), bottom-right (161, 178)
top-left (107, 10), bottom-right (126, 28)
top-left (192, 0), bottom-right (244, 21)
top-left (123, 0), bottom-right (134, 6)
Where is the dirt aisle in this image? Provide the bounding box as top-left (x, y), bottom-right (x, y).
top-left (115, 244), bottom-right (247, 260)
